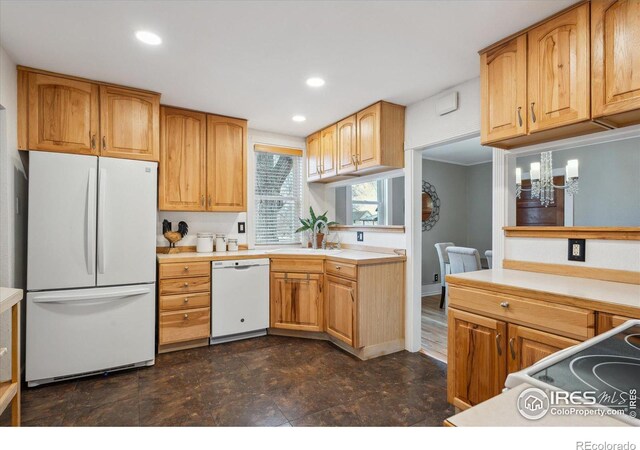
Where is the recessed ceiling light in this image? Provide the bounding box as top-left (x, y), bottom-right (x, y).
top-left (292, 115), bottom-right (306, 122)
top-left (135, 30), bottom-right (162, 46)
top-left (306, 77), bottom-right (325, 87)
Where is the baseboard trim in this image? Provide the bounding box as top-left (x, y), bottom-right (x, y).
top-left (422, 283), bottom-right (441, 296)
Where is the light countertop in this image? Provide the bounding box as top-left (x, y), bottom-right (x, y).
top-left (447, 268), bottom-right (640, 316)
top-left (157, 248), bottom-right (406, 265)
top-left (0, 287), bottom-right (23, 314)
top-left (446, 383), bottom-right (630, 427)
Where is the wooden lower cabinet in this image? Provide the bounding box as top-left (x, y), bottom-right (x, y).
top-left (507, 324), bottom-right (579, 373)
top-left (325, 275), bottom-right (356, 347)
top-left (270, 272), bottom-right (323, 332)
top-left (596, 312), bottom-right (634, 334)
top-left (447, 308), bottom-right (507, 410)
top-left (159, 307), bottom-right (210, 345)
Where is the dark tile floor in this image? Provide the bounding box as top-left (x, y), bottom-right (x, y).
top-left (0, 335), bottom-right (453, 427)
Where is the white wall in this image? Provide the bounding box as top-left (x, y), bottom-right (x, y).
top-left (0, 46), bottom-right (28, 381)
top-left (405, 77), bottom-right (480, 151)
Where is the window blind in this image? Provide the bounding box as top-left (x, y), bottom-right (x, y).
top-left (255, 151), bottom-right (302, 245)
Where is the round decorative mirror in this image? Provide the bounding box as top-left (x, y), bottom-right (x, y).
top-left (422, 181), bottom-right (440, 231)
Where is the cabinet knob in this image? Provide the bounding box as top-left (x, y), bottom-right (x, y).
top-left (335, 266), bottom-right (341, 270)
top-left (500, 301), bottom-right (509, 308)
top-left (183, 282), bottom-right (189, 287)
top-left (184, 314), bottom-right (189, 319)
top-left (184, 298), bottom-right (189, 303)
top-left (184, 266), bottom-right (189, 271)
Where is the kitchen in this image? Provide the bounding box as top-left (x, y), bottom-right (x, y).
top-left (0, 0), bottom-right (639, 447)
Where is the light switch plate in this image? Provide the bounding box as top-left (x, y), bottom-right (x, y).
top-left (238, 222), bottom-right (246, 234)
top-left (568, 238), bottom-right (586, 262)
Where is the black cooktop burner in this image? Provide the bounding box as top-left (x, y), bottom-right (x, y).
top-left (532, 325), bottom-right (640, 418)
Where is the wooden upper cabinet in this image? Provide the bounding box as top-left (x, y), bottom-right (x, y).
top-left (448, 308), bottom-right (507, 410)
top-left (99, 85), bottom-right (160, 161)
top-left (25, 71), bottom-right (99, 154)
top-left (337, 115), bottom-right (357, 175)
top-left (320, 124), bottom-right (337, 178)
top-left (356, 102), bottom-right (381, 171)
top-left (270, 272), bottom-right (323, 332)
top-left (592, 0), bottom-right (640, 127)
top-left (480, 35), bottom-right (527, 144)
top-left (158, 107), bottom-right (207, 211)
top-left (306, 132), bottom-right (321, 181)
top-left (527, 3), bottom-right (590, 133)
top-left (507, 324), bottom-right (579, 374)
top-left (206, 114), bottom-right (247, 211)
top-left (325, 275), bottom-right (357, 347)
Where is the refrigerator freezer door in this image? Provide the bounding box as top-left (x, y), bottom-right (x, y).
top-left (27, 152), bottom-right (98, 291)
top-left (96, 157), bottom-right (157, 286)
top-left (26, 284), bottom-right (155, 385)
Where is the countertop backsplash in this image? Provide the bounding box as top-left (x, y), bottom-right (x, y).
top-left (156, 211), bottom-right (248, 247)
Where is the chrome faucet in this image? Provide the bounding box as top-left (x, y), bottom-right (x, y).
top-left (312, 219), bottom-right (328, 250)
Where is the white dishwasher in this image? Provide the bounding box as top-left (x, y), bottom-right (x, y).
top-left (211, 258), bottom-right (270, 344)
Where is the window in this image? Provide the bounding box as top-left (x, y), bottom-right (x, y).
top-left (254, 150), bottom-right (303, 245)
top-left (347, 179), bottom-right (389, 226)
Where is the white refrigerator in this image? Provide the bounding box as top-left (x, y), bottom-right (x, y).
top-left (26, 152), bottom-right (157, 387)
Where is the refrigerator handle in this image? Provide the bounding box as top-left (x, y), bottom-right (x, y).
top-left (97, 168), bottom-right (107, 274)
top-left (32, 287), bottom-right (151, 304)
top-left (86, 168), bottom-right (97, 275)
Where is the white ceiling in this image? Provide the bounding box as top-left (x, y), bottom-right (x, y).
top-left (0, 0), bottom-right (573, 137)
top-left (421, 136), bottom-right (492, 166)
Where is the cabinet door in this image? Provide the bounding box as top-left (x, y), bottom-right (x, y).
top-left (527, 4), bottom-right (590, 133)
top-left (159, 107), bottom-right (207, 211)
top-left (592, 0), bottom-right (640, 125)
top-left (447, 308), bottom-right (507, 410)
top-left (325, 275), bottom-right (356, 347)
top-left (320, 124), bottom-right (337, 178)
top-left (27, 72), bottom-right (99, 154)
top-left (356, 103), bottom-right (381, 171)
top-left (99, 85), bottom-right (160, 161)
top-left (306, 132), bottom-right (321, 181)
top-left (270, 272), bottom-right (323, 332)
top-left (337, 115), bottom-right (357, 175)
top-left (507, 324), bottom-right (580, 373)
top-left (480, 35), bottom-right (527, 144)
top-left (206, 114), bottom-right (247, 211)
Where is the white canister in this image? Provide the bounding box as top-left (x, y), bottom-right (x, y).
top-left (196, 232), bottom-right (214, 253)
top-left (227, 238), bottom-right (238, 252)
top-left (215, 234), bottom-right (227, 252)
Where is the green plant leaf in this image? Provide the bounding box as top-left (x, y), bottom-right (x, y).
top-left (309, 206), bottom-right (317, 223)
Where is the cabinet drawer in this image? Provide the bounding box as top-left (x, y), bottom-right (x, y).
top-left (159, 293), bottom-right (210, 312)
top-left (270, 258), bottom-right (324, 273)
top-left (326, 260), bottom-right (357, 280)
top-left (159, 262), bottom-right (210, 279)
top-left (159, 307), bottom-right (210, 344)
top-left (448, 286), bottom-right (594, 340)
top-left (159, 277), bottom-right (210, 295)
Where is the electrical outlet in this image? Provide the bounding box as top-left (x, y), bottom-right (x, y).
top-left (434, 273), bottom-right (439, 283)
top-left (238, 222), bottom-right (246, 234)
top-left (568, 238), bottom-right (586, 262)
top-left (356, 231), bottom-right (364, 242)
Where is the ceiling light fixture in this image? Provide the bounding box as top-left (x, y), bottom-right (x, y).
top-left (306, 77), bottom-right (325, 87)
top-left (135, 30), bottom-right (162, 46)
top-left (292, 115), bottom-right (306, 122)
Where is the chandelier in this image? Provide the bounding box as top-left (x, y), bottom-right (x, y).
top-left (516, 151), bottom-right (579, 207)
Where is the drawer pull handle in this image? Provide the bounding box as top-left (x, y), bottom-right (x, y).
top-left (335, 266), bottom-right (341, 270)
top-left (184, 298), bottom-right (189, 303)
top-left (509, 338), bottom-right (516, 360)
top-left (184, 266), bottom-right (189, 271)
top-left (184, 314), bottom-right (189, 319)
top-left (495, 333), bottom-right (502, 356)
top-left (500, 301), bottom-right (509, 308)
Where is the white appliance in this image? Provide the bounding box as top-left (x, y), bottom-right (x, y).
top-left (505, 320), bottom-right (640, 426)
top-left (26, 152), bottom-right (157, 387)
top-left (211, 259), bottom-right (270, 343)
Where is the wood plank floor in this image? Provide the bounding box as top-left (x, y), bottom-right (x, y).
top-left (0, 335), bottom-right (453, 427)
top-left (421, 294), bottom-right (448, 363)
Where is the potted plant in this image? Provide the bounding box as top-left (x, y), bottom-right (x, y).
top-left (295, 207), bottom-right (338, 248)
